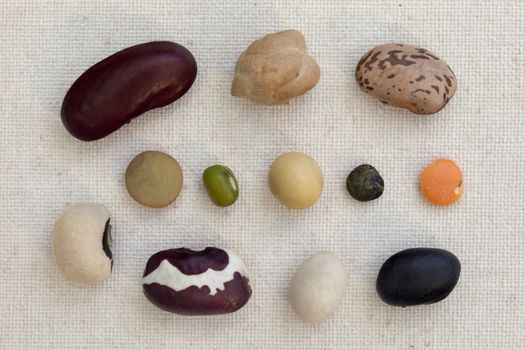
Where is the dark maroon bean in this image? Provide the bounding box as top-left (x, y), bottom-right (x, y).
top-left (61, 41), bottom-right (197, 141)
top-left (142, 247), bottom-right (252, 315)
top-left (376, 248), bottom-right (461, 307)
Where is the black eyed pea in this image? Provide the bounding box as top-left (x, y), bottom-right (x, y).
top-left (142, 247), bottom-right (252, 315)
top-left (202, 165), bottom-right (239, 207)
top-left (53, 203), bottom-right (113, 285)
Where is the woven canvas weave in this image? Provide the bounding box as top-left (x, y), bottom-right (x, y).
top-left (1, 1), bottom-right (524, 349)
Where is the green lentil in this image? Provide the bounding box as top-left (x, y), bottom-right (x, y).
top-left (203, 165), bottom-right (239, 207)
top-left (125, 151), bottom-right (183, 208)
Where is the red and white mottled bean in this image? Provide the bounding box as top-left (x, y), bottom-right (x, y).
top-left (142, 247), bottom-right (252, 315)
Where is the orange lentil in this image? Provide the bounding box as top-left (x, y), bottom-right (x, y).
top-left (420, 159), bottom-right (463, 206)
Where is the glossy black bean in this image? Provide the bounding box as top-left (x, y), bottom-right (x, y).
top-left (376, 248), bottom-right (461, 307)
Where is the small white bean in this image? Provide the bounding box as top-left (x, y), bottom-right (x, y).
top-left (289, 252), bottom-right (347, 323)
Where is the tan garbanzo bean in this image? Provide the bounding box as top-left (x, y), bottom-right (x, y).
top-left (231, 29), bottom-right (320, 105)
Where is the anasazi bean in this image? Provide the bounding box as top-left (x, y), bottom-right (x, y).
top-left (202, 165), bottom-right (239, 207)
top-left (61, 41), bottom-right (197, 141)
top-left (376, 248), bottom-right (461, 307)
top-left (143, 247), bottom-right (252, 315)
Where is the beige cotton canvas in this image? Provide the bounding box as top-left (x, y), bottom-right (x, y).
top-left (0, 1), bottom-right (524, 349)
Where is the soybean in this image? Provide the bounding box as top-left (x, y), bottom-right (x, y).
top-left (268, 152), bottom-right (323, 209)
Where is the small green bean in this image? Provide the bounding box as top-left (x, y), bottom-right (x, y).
top-left (203, 165), bottom-right (239, 207)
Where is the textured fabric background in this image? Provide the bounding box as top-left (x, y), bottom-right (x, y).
top-left (1, 1), bottom-right (524, 349)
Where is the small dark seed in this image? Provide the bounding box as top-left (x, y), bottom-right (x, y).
top-left (346, 164), bottom-right (384, 202)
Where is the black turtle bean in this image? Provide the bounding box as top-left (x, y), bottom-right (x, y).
top-left (376, 248), bottom-right (461, 307)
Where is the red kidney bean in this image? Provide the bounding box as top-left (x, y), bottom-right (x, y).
top-left (61, 41), bottom-right (197, 141)
top-left (142, 247), bottom-right (252, 315)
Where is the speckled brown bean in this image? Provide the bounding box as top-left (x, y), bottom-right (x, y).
top-left (355, 43), bottom-right (457, 115)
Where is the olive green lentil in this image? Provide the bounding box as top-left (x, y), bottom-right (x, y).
top-left (125, 151), bottom-right (183, 208)
top-left (202, 165), bottom-right (239, 207)
top-left (346, 164), bottom-right (384, 202)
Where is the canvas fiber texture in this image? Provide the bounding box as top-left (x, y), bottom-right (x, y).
top-left (1, 1), bottom-right (524, 349)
